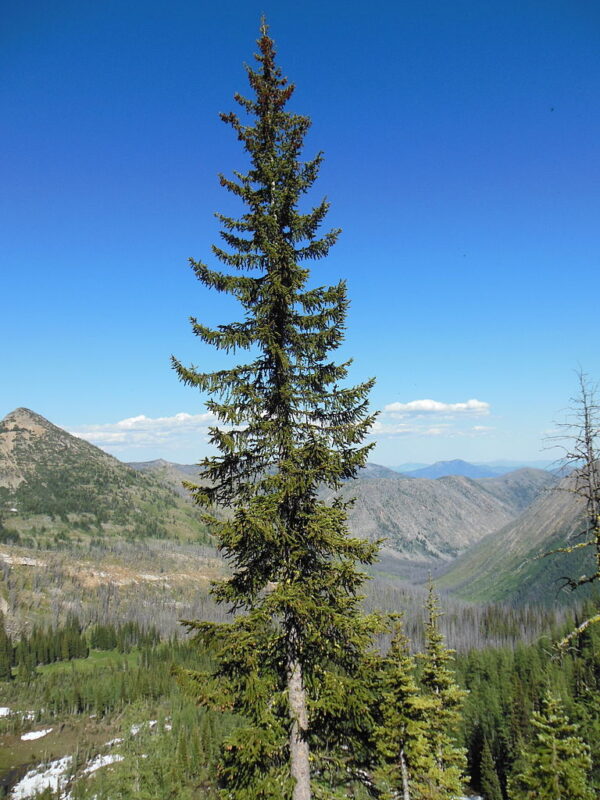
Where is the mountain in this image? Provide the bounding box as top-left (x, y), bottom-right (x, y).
top-left (1, 408), bottom-right (555, 568)
top-left (130, 458), bottom-right (553, 561)
top-left (403, 459), bottom-right (499, 479)
top-left (437, 472), bottom-right (593, 605)
top-left (127, 459), bottom-right (202, 497)
top-left (127, 459), bottom-right (403, 487)
top-left (392, 459), bottom-right (556, 476)
top-left (476, 459), bottom-right (556, 474)
top-left (357, 462), bottom-right (405, 480)
top-left (475, 468), bottom-right (557, 514)
top-left (391, 462), bottom-right (429, 473)
top-left (320, 470), bottom-right (553, 561)
top-left (0, 408), bottom-right (210, 545)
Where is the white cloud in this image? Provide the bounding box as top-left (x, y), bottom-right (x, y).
top-left (383, 398), bottom-right (490, 416)
top-left (424, 427), bottom-right (446, 436)
top-left (370, 421), bottom-right (417, 437)
top-left (70, 411), bottom-right (218, 451)
top-left (72, 399), bottom-right (494, 453)
top-left (371, 398), bottom-right (492, 440)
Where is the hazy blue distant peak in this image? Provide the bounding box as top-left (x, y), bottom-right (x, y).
top-left (403, 459), bottom-right (499, 479)
top-left (390, 463), bottom-right (429, 473)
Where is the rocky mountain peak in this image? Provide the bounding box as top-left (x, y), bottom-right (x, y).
top-left (2, 406), bottom-right (53, 432)
top-left (0, 407), bottom-right (121, 490)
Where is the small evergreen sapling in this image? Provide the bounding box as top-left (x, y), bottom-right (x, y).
top-left (508, 692), bottom-right (594, 800)
top-left (479, 737), bottom-right (503, 800)
top-left (173, 21), bottom-right (378, 800)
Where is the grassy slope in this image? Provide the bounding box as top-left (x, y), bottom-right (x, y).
top-left (437, 480), bottom-right (596, 605)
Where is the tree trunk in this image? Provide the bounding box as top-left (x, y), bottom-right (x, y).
top-left (400, 749), bottom-right (411, 800)
top-left (287, 656), bottom-right (311, 800)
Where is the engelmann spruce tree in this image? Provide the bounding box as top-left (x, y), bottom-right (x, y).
top-left (173, 22), bottom-right (379, 800)
top-left (508, 692), bottom-right (594, 800)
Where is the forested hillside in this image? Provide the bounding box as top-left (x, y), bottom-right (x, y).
top-left (438, 471), bottom-right (594, 606)
top-left (0, 409), bottom-right (211, 547)
top-left (1, 596), bottom-right (599, 798)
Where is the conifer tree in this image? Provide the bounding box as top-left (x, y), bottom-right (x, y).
top-left (0, 613), bottom-right (12, 681)
top-left (416, 581), bottom-right (467, 799)
top-left (479, 738), bottom-right (503, 800)
top-left (0, 487), bottom-right (10, 537)
top-left (173, 21), bottom-right (378, 800)
top-left (508, 692), bottom-right (594, 800)
top-left (372, 617), bottom-right (433, 800)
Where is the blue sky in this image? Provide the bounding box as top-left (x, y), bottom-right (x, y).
top-left (2, 1), bottom-right (599, 465)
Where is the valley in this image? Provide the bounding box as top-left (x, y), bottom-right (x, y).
top-left (0, 406), bottom-right (597, 799)
top-left (0, 406), bottom-right (584, 637)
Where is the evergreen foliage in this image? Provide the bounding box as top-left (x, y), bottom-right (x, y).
top-left (371, 616), bottom-right (433, 800)
top-left (89, 621), bottom-right (160, 653)
top-left (0, 612), bottom-right (13, 681)
top-left (2, 600), bottom-right (600, 798)
top-left (479, 738), bottom-right (503, 800)
top-left (0, 616), bottom-right (162, 683)
top-left (0, 487), bottom-right (10, 536)
top-left (508, 692), bottom-right (594, 800)
top-left (172, 20), bottom-right (378, 800)
top-left (416, 582), bottom-right (467, 798)
top-left (456, 598), bottom-right (600, 795)
top-left (305, 590), bottom-right (470, 798)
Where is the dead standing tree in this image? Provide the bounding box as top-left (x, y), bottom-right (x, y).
top-left (546, 370), bottom-right (600, 647)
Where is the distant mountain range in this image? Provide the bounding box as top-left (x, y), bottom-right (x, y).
top-left (126, 457), bottom-right (558, 561)
top-left (2, 408), bottom-right (582, 607)
top-left (127, 459), bottom-right (405, 484)
top-left (393, 458), bottom-right (556, 478)
top-left (401, 459), bottom-right (499, 479)
top-left (320, 468), bottom-right (556, 561)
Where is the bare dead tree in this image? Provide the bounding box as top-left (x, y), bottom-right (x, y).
top-left (546, 370), bottom-right (600, 648)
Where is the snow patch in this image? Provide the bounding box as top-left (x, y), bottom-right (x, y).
top-left (10, 756), bottom-right (72, 799)
top-left (130, 719), bottom-right (157, 736)
top-left (21, 728), bottom-right (53, 741)
top-left (83, 753), bottom-right (124, 774)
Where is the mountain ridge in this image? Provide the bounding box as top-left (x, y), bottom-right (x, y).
top-left (0, 408), bottom-right (557, 568)
top-left (437, 471), bottom-right (593, 605)
top-left (402, 459), bottom-right (499, 479)
top-left (0, 407), bottom-right (210, 545)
